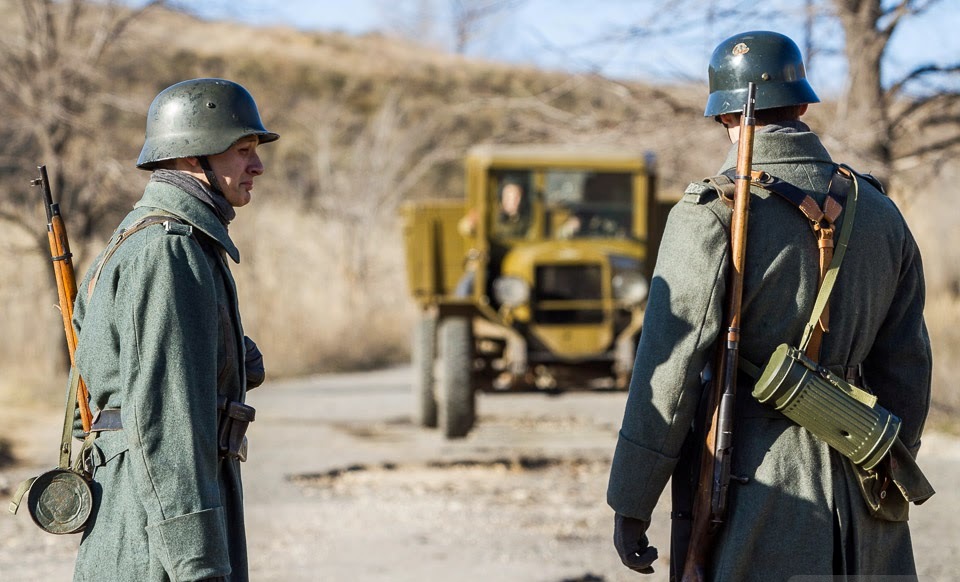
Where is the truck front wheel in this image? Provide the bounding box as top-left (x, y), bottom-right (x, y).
top-left (438, 316), bottom-right (476, 438)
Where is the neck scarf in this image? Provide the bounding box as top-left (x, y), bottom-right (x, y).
top-left (149, 169), bottom-right (236, 226)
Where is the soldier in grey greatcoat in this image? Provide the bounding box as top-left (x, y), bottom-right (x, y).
top-left (607, 31), bottom-right (932, 580)
top-left (71, 78), bottom-right (277, 582)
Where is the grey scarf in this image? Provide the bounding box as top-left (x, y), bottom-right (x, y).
top-left (150, 169), bottom-right (236, 226)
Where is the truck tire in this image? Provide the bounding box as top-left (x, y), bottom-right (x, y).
top-left (412, 313), bottom-right (438, 428)
top-left (438, 316), bottom-right (475, 438)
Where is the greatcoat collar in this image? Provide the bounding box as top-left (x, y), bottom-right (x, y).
top-left (134, 180), bottom-right (241, 263)
top-left (719, 127), bottom-right (834, 174)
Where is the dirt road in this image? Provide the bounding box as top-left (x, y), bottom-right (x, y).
top-left (1, 367), bottom-right (958, 581)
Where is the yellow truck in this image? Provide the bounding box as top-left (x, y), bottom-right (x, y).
top-left (402, 144), bottom-right (671, 438)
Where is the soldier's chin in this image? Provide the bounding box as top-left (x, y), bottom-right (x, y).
top-left (229, 190), bottom-right (253, 208)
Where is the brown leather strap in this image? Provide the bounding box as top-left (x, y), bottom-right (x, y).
top-left (805, 168), bottom-right (855, 358)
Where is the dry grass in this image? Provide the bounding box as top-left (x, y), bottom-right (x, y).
top-left (229, 204), bottom-right (417, 377)
top-left (924, 293), bottom-right (960, 434)
top-left (0, 235), bottom-right (70, 406)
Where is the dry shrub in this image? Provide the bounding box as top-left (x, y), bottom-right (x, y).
top-left (902, 164), bottom-right (960, 433)
top-left (0, 234), bottom-right (64, 405)
top-left (924, 293), bottom-right (960, 431)
top-left (230, 203), bottom-right (416, 378)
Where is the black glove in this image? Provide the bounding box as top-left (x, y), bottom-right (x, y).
top-left (613, 513), bottom-right (658, 574)
top-left (244, 336), bottom-right (265, 389)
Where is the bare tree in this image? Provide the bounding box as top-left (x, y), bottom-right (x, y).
top-left (577, 0), bottom-right (959, 190)
top-left (309, 89), bottom-right (461, 290)
top-left (0, 0), bottom-right (165, 257)
top-left (374, 0), bottom-right (525, 55)
top-left (833, 0), bottom-right (960, 182)
top-left (451, 0), bottom-right (524, 54)
top-left (0, 0), bottom-right (165, 374)
top-left (374, 0), bottom-right (442, 48)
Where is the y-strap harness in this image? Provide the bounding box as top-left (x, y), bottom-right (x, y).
top-left (706, 164), bottom-right (855, 363)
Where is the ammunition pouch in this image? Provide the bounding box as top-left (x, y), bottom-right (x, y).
top-left (218, 396), bottom-right (255, 462)
top-left (753, 344), bottom-right (900, 470)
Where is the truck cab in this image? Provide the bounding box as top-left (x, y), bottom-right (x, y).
top-left (402, 145), bottom-right (670, 438)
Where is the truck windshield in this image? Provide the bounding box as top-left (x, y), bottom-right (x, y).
top-left (543, 171), bottom-right (633, 239)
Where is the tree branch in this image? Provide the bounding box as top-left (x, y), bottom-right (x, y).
top-left (887, 63), bottom-right (960, 100)
top-left (894, 132), bottom-right (960, 162)
top-left (890, 90), bottom-right (960, 129)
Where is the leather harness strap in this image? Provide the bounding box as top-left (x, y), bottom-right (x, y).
top-left (87, 213), bottom-right (191, 301)
top-left (711, 166), bottom-right (854, 361)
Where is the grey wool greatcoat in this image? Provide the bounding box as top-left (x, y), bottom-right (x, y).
top-left (71, 180), bottom-right (250, 582)
top-left (607, 125), bottom-right (932, 580)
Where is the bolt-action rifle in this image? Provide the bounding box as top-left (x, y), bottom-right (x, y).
top-left (681, 82), bottom-right (757, 582)
top-left (34, 165), bottom-right (93, 433)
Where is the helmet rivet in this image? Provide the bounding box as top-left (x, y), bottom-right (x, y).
top-left (207, 102), bottom-right (217, 109)
top-left (761, 72), bottom-right (770, 81)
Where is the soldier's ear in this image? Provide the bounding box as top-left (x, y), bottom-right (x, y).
top-left (798, 104), bottom-right (809, 117)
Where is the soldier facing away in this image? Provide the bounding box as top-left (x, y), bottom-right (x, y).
top-left (70, 78), bottom-right (277, 581)
top-left (607, 31), bottom-right (933, 579)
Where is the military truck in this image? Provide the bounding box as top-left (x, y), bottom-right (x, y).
top-left (401, 144), bottom-right (671, 438)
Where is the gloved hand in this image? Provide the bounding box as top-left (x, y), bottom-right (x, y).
top-left (244, 336), bottom-right (265, 389)
top-left (613, 513), bottom-right (658, 574)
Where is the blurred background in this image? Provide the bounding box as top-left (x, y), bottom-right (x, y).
top-left (0, 0), bottom-right (957, 427)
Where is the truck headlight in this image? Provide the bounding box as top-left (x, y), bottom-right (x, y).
top-left (613, 272), bottom-right (649, 306)
top-left (493, 276), bottom-right (530, 307)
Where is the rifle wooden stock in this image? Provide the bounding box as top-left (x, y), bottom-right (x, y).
top-left (35, 165), bottom-right (93, 433)
top-left (681, 82), bottom-right (757, 582)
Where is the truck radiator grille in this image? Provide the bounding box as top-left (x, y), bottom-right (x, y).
top-left (534, 265), bottom-right (603, 301)
top-left (533, 309), bottom-right (604, 324)
top-left (533, 265), bottom-right (605, 324)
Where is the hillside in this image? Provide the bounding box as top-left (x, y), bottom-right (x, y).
top-left (0, 1), bottom-right (956, 426)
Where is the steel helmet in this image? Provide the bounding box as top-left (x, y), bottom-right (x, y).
top-left (704, 31), bottom-right (819, 117)
top-left (137, 78), bottom-right (279, 170)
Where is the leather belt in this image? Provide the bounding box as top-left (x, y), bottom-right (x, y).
top-left (90, 409), bottom-right (123, 432)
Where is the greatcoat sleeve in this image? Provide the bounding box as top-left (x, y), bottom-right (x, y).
top-left (862, 221), bottom-right (932, 453)
top-left (115, 233), bottom-right (231, 578)
top-left (607, 188), bottom-right (729, 520)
